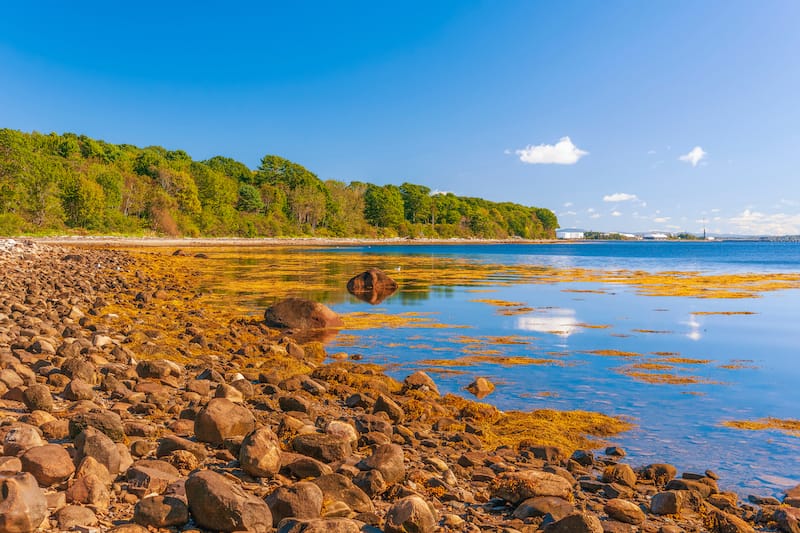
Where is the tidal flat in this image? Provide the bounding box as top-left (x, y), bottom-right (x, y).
top-left (2, 238), bottom-right (799, 532)
top-left (108, 240), bottom-right (800, 497)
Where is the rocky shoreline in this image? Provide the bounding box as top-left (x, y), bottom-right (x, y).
top-left (0, 240), bottom-right (797, 533)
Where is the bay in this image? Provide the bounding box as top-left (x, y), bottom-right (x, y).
top-left (198, 240), bottom-right (800, 496)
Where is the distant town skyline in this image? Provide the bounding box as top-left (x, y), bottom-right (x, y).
top-left (1, 1), bottom-right (799, 234)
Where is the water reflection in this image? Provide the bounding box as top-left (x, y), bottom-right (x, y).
top-left (685, 315), bottom-right (703, 341)
top-left (516, 308), bottom-right (580, 337)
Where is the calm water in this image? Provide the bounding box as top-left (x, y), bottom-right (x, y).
top-left (205, 241), bottom-right (800, 496)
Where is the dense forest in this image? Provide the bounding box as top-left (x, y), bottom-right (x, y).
top-left (0, 129), bottom-right (558, 239)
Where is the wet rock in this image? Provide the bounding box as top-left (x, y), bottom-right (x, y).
top-left (20, 444), bottom-right (75, 486)
top-left (0, 472), bottom-right (48, 533)
top-left (544, 512), bottom-right (603, 533)
top-left (239, 426), bottom-right (282, 478)
top-left (357, 443), bottom-right (405, 484)
top-left (666, 477), bottom-right (714, 498)
top-left (465, 376), bottom-right (495, 399)
top-left (194, 397), bottom-right (255, 445)
top-left (512, 496), bottom-right (574, 520)
top-left (571, 449), bottom-right (595, 466)
top-left (264, 297), bottom-right (344, 330)
top-left (185, 469), bottom-right (272, 533)
top-left (491, 469), bottom-right (573, 504)
top-left (313, 473), bottom-right (374, 514)
top-left (266, 481), bottom-right (324, 526)
top-left (293, 433), bottom-right (352, 463)
top-left (384, 495), bottom-right (437, 533)
top-left (604, 498), bottom-right (645, 525)
top-left (346, 268), bottom-right (398, 305)
top-left (134, 495), bottom-right (190, 528)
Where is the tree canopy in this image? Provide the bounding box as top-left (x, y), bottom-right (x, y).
top-left (0, 128), bottom-right (558, 239)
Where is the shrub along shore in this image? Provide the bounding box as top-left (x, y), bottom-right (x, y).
top-left (0, 239), bottom-right (796, 533)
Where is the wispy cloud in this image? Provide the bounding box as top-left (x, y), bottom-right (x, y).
top-left (563, 202), bottom-right (574, 208)
top-left (603, 193), bottom-right (638, 202)
top-left (728, 209), bottom-right (800, 235)
top-left (653, 216), bottom-right (671, 223)
top-left (647, 149), bottom-right (657, 155)
top-left (589, 213), bottom-right (601, 219)
top-left (679, 146), bottom-right (707, 167)
top-left (611, 211), bottom-right (622, 217)
top-left (516, 136), bottom-right (588, 165)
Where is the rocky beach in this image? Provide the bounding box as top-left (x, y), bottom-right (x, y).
top-left (1, 239), bottom-right (798, 533)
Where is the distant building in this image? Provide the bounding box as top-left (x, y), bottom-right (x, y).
top-left (643, 233), bottom-right (669, 240)
top-left (556, 229), bottom-right (585, 240)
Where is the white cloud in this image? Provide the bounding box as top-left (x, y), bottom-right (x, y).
top-left (563, 202), bottom-right (574, 208)
top-left (653, 217), bottom-right (671, 223)
top-left (503, 149), bottom-right (512, 155)
top-left (589, 213), bottom-right (601, 219)
top-left (603, 193), bottom-right (638, 203)
top-left (430, 189), bottom-right (453, 196)
top-left (679, 146), bottom-right (707, 167)
top-left (728, 209), bottom-right (800, 235)
top-left (516, 136), bottom-right (588, 165)
top-left (611, 211), bottom-right (622, 217)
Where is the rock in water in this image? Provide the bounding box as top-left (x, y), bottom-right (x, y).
top-left (0, 472), bottom-right (48, 533)
top-left (185, 469), bottom-right (272, 532)
top-left (264, 298), bottom-right (344, 330)
top-left (465, 377), bottom-right (495, 399)
top-left (346, 268), bottom-right (398, 304)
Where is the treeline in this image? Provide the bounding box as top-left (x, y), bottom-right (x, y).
top-left (0, 129), bottom-right (558, 239)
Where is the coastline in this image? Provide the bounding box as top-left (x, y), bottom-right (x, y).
top-left (0, 239), bottom-right (794, 532)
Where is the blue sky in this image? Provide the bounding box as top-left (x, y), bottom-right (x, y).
top-left (1, 1), bottom-right (799, 234)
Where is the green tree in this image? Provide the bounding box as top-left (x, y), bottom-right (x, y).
top-left (364, 184), bottom-right (404, 229)
top-left (399, 182), bottom-right (431, 224)
top-left (236, 183), bottom-right (265, 213)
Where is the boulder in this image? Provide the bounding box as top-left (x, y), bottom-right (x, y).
top-left (21, 384), bottom-right (53, 412)
top-left (239, 427), bottom-right (281, 478)
top-left (277, 518), bottom-right (362, 533)
top-left (346, 268), bottom-right (398, 305)
top-left (650, 490), bottom-right (684, 515)
top-left (384, 495), bottom-right (437, 533)
top-left (706, 507), bottom-right (755, 533)
top-left (402, 371), bottom-right (439, 395)
top-left (20, 444), bottom-right (75, 486)
top-left (544, 512), bottom-right (603, 533)
top-left (66, 473), bottom-right (111, 509)
top-left (0, 472), bottom-right (48, 533)
top-left (75, 426), bottom-right (122, 475)
top-left (312, 473), bottom-right (374, 514)
top-left (604, 498), bottom-right (645, 525)
top-left (3, 424), bottom-right (43, 456)
top-left (465, 376), bottom-right (495, 399)
top-left (513, 496), bottom-right (574, 520)
top-left (194, 397), bottom-right (255, 445)
top-left (134, 495), bottom-right (190, 528)
top-left (602, 464), bottom-right (637, 488)
top-left (356, 443), bottom-right (405, 484)
top-left (264, 298), bottom-right (344, 330)
top-left (55, 505), bottom-right (98, 530)
top-left (292, 433), bottom-right (352, 463)
top-left (266, 481), bottom-right (324, 526)
top-left (185, 469), bottom-right (272, 532)
top-left (491, 469), bottom-right (573, 504)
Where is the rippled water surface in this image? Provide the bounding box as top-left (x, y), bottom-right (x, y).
top-left (195, 241), bottom-right (800, 496)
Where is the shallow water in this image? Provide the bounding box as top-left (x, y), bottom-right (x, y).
top-left (191, 241), bottom-right (800, 497)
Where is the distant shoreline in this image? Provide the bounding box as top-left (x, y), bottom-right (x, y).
top-left (23, 236), bottom-right (562, 247)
